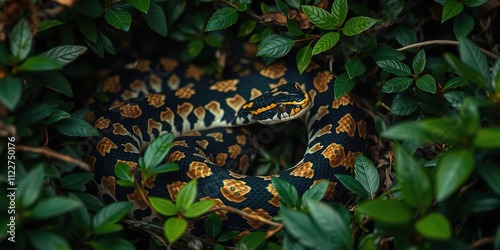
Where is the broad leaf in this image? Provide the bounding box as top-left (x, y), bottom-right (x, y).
top-left (435, 149), bottom-right (475, 202)
top-left (343, 16), bottom-right (377, 36)
top-left (257, 34), bottom-right (294, 58)
top-left (206, 7), bottom-right (238, 31)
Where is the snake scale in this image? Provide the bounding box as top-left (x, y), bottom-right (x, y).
top-left (85, 56), bottom-right (367, 232)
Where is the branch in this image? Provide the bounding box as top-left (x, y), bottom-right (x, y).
top-left (17, 145), bottom-right (91, 171)
top-left (209, 206), bottom-right (283, 228)
top-left (398, 40), bottom-right (500, 60)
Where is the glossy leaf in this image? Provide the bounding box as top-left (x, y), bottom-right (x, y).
top-left (257, 34), bottom-right (294, 58)
top-left (296, 45), bottom-right (312, 74)
top-left (435, 149), bottom-right (475, 202)
top-left (10, 18), bottom-right (32, 61)
top-left (183, 200), bottom-right (215, 218)
top-left (143, 133), bottom-right (174, 170)
top-left (18, 164), bottom-right (45, 207)
top-left (0, 76), bottom-right (23, 110)
top-left (331, 0), bottom-right (348, 26)
top-left (237, 232), bottom-right (266, 250)
top-left (464, 0), bottom-right (488, 7)
top-left (239, 20), bottom-right (257, 37)
top-left (345, 58), bottom-right (365, 79)
top-left (473, 127), bottom-right (500, 148)
top-left (412, 50), bottom-right (426, 75)
top-left (442, 0), bottom-right (464, 23)
top-left (415, 213), bottom-right (452, 239)
top-left (188, 39), bottom-right (204, 58)
top-left (381, 77), bottom-right (413, 93)
top-left (354, 155), bottom-right (379, 198)
top-left (28, 230), bottom-right (71, 250)
top-left (104, 9), bottom-right (132, 32)
top-left (41, 45), bottom-right (87, 67)
top-left (75, 0), bottom-right (104, 17)
top-left (382, 117), bottom-right (462, 144)
top-left (356, 199), bottom-right (413, 224)
top-left (271, 177), bottom-right (300, 207)
top-left (286, 19), bottom-right (303, 36)
top-left (343, 16), bottom-right (377, 36)
top-left (114, 162), bottom-right (134, 187)
top-left (458, 37), bottom-right (490, 86)
top-left (454, 13), bottom-right (474, 38)
top-left (390, 94), bottom-right (418, 116)
top-left (61, 173), bottom-right (94, 191)
top-left (281, 208), bottom-right (334, 248)
top-left (52, 117), bottom-right (99, 137)
top-left (334, 73), bottom-right (356, 99)
top-left (394, 142), bottom-right (432, 209)
top-left (176, 179), bottom-right (197, 212)
top-left (443, 77), bottom-right (468, 90)
top-left (312, 32), bottom-right (340, 55)
top-left (92, 202), bottom-right (133, 234)
top-left (416, 74), bottom-right (437, 93)
top-left (301, 5), bottom-right (335, 30)
top-left (126, 0), bottom-right (149, 13)
top-left (302, 180), bottom-right (328, 202)
top-left (145, 162), bottom-right (179, 176)
top-left (18, 56), bottom-right (61, 71)
top-left (335, 174), bottom-right (370, 198)
top-left (459, 97), bottom-right (479, 137)
top-left (149, 197), bottom-right (177, 216)
top-left (307, 200), bottom-right (352, 249)
top-left (143, 1), bottom-right (167, 36)
top-left (28, 71), bottom-right (73, 97)
top-left (205, 212), bottom-right (222, 239)
top-left (376, 59), bottom-right (411, 76)
top-left (206, 7), bottom-right (238, 31)
top-left (165, 218), bottom-right (187, 243)
top-left (31, 197), bottom-right (82, 219)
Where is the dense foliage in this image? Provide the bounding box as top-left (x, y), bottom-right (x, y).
top-left (0, 0), bottom-right (499, 249)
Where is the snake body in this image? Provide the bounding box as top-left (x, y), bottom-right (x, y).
top-left (86, 57), bottom-right (366, 231)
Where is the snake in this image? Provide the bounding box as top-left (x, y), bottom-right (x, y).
top-left (85, 56), bottom-right (367, 233)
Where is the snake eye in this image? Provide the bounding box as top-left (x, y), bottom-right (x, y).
top-left (276, 103), bottom-right (286, 113)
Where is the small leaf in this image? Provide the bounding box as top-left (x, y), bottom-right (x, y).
top-left (27, 231), bottom-right (71, 250)
top-left (176, 179), bottom-right (197, 212)
top-left (188, 39), bottom-right (204, 58)
top-left (281, 208), bottom-right (330, 248)
top-left (61, 173), bottom-right (94, 191)
top-left (205, 7), bottom-right (238, 31)
top-left (92, 202), bottom-right (133, 234)
top-left (18, 164), bottom-right (45, 207)
top-left (183, 200), bottom-right (215, 218)
top-left (237, 232), bottom-right (267, 250)
top-left (126, 0), bottom-right (149, 13)
top-left (41, 45), bottom-right (87, 67)
top-left (164, 218), bottom-right (187, 244)
top-left (18, 56), bottom-right (61, 71)
top-left (143, 1), bottom-right (168, 36)
top-left (390, 94), bottom-right (419, 116)
top-left (443, 77), bottom-right (469, 90)
top-left (271, 176), bottom-right (299, 208)
top-left (345, 58), bottom-right (366, 79)
top-left (395, 26), bottom-right (417, 47)
top-left (382, 117), bottom-right (462, 143)
top-left (381, 77), bottom-right (413, 93)
top-left (10, 18), bottom-right (33, 61)
top-left (105, 9), bottom-right (132, 31)
top-left (296, 45), bottom-right (312, 74)
top-left (458, 37), bottom-right (490, 86)
top-left (149, 197), bottom-right (177, 216)
top-left (143, 133), bottom-right (174, 170)
top-left (354, 155), bottom-right (379, 198)
top-left (0, 76), bottom-right (23, 110)
top-left (306, 200), bottom-right (352, 249)
top-left (435, 149), bottom-right (475, 202)
top-left (145, 162), bottom-right (179, 176)
top-left (205, 212), bottom-right (222, 239)
top-left (459, 97), bottom-right (480, 137)
top-left (442, 0), bottom-right (464, 23)
top-left (302, 181), bottom-right (328, 202)
top-left (257, 34), bottom-right (294, 58)
top-left (415, 212), bottom-right (452, 239)
top-left (52, 117), bottom-right (99, 137)
top-left (75, 0), bottom-right (104, 17)
top-left (356, 199), bottom-right (413, 224)
top-left (444, 53), bottom-right (488, 89)
top-left (416, 74), bottom-right (437, 93)
top-left (343, 16), bottom-right (377, 36)
top-left (28, 71), bottom-right (73, 97)
top-left (312, 32), bottom-right (340, 55)
top-left (239, 20), bottom-right (257, 37)
top-left (286, 19), bottom-right (303, 36)
top-left (454, 13), bottom-right (474, 38)
top-left (464, 0), bottom-right (488, 7)
top-left (114, 162), bottom-right (134, 186)
top-left (301, 5), bottom-right (336, 30)
top-left (38, 20), bottom-right (63, 32)
top-left (376, 59), bottom-right (411, 76)
top-left (31, 197), bottom-right (82, 219)
top-left (331, 0), bottom-right (348, 26)
top-left (473, 127), bottom-right (500, 148)
top-left (334, 73), bottom-right (356, 99)
top-left (335, 174), bottom-right (370, 198)
top-left (412, 50), bottom-right (426, 75)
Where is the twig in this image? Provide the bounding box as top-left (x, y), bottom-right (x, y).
top-left (209, 206), bottom-right (283, 228)
top-left (265, 224), bottom-right (283, 239)
top-left (469, 236), bottom-right (495, 248)
top-left (17, 145), bottom-right (91, 171)
top-left (397, 39), bottom-right (500, 60)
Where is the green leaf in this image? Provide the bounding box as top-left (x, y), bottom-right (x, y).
top-left (239, 20), bottom-right (257, 37)
top-left (105, 9), bottom-right (132, 31)
top-left (188, 39), bottom-right (204, 58)
top-left (296, 45), bottom-right (312, 74)
top-left (435, 149), bottom-right (475, 202)
top-left (312, 31), bottom-right (340, 55)
top-left (412, 50), bottom-right (426, 75)
top-left (276, 0), bottom-right (289, 14)
top-left (381, 77), bottom-right (413, 93)
top-left (343, 16), bottom-right (377, 36)
top-left (356, 199), bottom-right (413, 224)
top-left (395, 26), bottom-right (417, 47)
top-left (474, 127), bottom-right (500, 148)
top-left (41, 46), bottom-right (87, 67)
top-left (38, 20), bottom-right (63, 32)
top-left (376, 59), bottom-right (411, 76)
top-left (92, 202), bottom-right (133, 234)
top-left (271, 176), bottom-right (299, 208)
top-left (354, 155), bottom-right (379, 198)
top-left (453, 13), bottom-right (474, 38)
top-left (416, 74), bottom-right (437, 93)
top-left (61, 173), bottom-right (94, 191)
top-left (164, 218), bottom-right (187, 244)
top-left (126, 0), bottom-right (149, 13)
top-left (460, 97), bottom-right (480, 137)
top-left (382, 117), bottom-right (462, 143)
top-left (302, 180), bottom-right (328, 202)
top-left (114, 162), bottom-right (134, 187)
top-left (370, 45), bottom-right (406, 61)
top-left (415, 212), bottom-right (452, 239)
top-left (77, 16), bottom-right (98, 43)
top-left (32, 197), bottom-right (82, 219)
top-left (18, 164), bottom-right (45, 207)
top-left (286, 19), bottom-right (303, 36)
top-left (28, 71), bottom-right (73, 97)
top-left (89, 237), bottom-right (135, 250)
top-left (345, 58), bottom-right (365, 79)
top-left (218, 230), bottom-right (239, 243)
top-left (10, 18), bottom-right (32, 61)
top-left (443, 77), bottom-right (469, 90)
top-left (18, 103), bottom-right (55, 125)
top-left (18, 56), bottom-right (61, 71)
top-left (205, 7), bottom-right (238, 31)
top-left (0, 76), bottom-right (23, 110)
top-left (183, 200), bottom-right (215, 218)
top-left (458, 37), bottom-right (491, 86)
top-left (442, 0), bottom-right (464, 23)
top-left (149, 197), bottom-right (177, 216)
top-left (281, 208), bottom-right (333, 248)
top-left (335, 174), bottom-right (370, 198)
top-left (143, 1), bottom-right (167, 36)
top-left (257, 34), bottom-right (294, 58)
top-left (237, 232), bottom-right (266, 250)
top-left (176, 179), bottom-right (197, 212)
top-left (75, 0), bottom-right (104, 17)
top-left (28, 231), bottom-right (71, 250)
top-left (145, 162), bottom-right (179, 176)
top-left (444, 53), bottom-right (488, 89)
top-left (143, 133), bottom-right (174, 170)
top-left (331, 0), bottom-right (348, 26)
top-left (52, 117), bottom-right (99, 137)
top-left (334, 73), bottom-right (356, 99)
top-left (205, 212), bottom-right (222, 239)
top-left (394, 142), bottom-right (432, 209)
top-left (390, 94), bottom-right (418, 116)
top-left (464, 0), bottom-right (488, 7)
top-left (301, 5), bottom-right (335, 30)
top-left (306, 200), bottom-right (352, 249)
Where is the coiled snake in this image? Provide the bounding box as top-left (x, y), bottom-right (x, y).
top-left (86, 57), bottom-right (367, 232)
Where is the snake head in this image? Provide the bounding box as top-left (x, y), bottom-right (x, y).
top-left (242, 83), bottom-right (312, 125)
